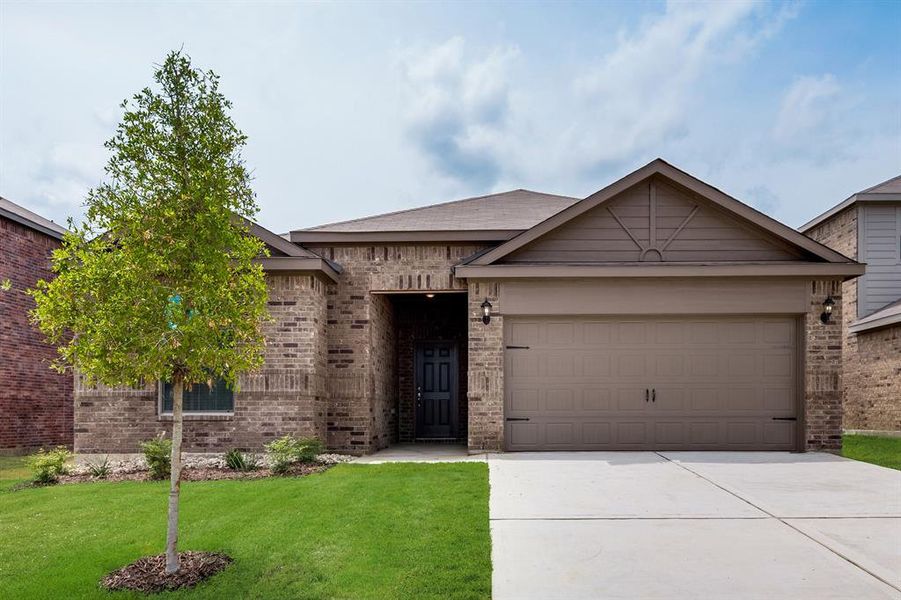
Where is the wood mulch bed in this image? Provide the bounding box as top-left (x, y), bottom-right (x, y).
top-left (101, 551), bottom-right (232, 593)
top-left (8, 463), bottom-right (330, 490)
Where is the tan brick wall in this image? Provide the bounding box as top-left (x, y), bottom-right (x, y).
top-left (369, 292), bottom-right (396, 450)
top-left (804, 279), bottom-right (845, 450)
top-left (307, 243), bottom-right (486, 453)
top-left (74, 274), bottom-right (328, 453)
top-left (806, 207), bottom-right (901, 434)
top-left (467, 281), bottom-right (504, 451)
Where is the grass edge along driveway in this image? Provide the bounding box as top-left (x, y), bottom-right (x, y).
top-left (0, 462), bottom-right (491, 600)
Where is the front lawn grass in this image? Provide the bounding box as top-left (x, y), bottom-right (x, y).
top-left (842, 434), bottom-right (901, 471)
top-left (0, 463), bottom-right (491, 599)
top-left (0, 454), bottom-right (29, 487)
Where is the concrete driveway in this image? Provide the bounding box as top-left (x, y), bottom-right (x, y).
top-left (490, 452), bottom-right (901, 599)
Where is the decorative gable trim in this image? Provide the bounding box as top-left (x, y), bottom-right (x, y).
top-left (466, 159), bottom-right (855, 267)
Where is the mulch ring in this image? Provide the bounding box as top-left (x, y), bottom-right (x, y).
top-left (101, 551), bottom-right (233, 593)
top-left (57, 462), bottom-right (330, 485)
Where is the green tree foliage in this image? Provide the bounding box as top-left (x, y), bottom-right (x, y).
top-left (29, 50), bottom-right (269, 573)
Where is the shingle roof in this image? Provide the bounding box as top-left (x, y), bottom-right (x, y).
top-left (799, 174), bottom-right (901, 232)
top-left (299, 189), bottom-right (580, 233)
top-left (849, 298), bottom-right (901, 334)
top-left (859, 174), bottom-right (901, 195)
top-left (0, 196), bottom-right (67, 239)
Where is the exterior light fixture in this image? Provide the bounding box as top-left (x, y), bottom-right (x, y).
top-left (820, 296), bottom-right (835, 324)
top-left (425, 293), bottom-right (435, 299)
top-left (481, 298), bottom-right (492, 325)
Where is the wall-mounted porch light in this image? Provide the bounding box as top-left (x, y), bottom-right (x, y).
top-left (481, 298), bottom-right (492, 325)
top-left (820, 296), bottom-right (835, 324)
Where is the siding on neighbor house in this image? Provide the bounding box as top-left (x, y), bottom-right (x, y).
top-left (858, 204), bottom-right (901, 317)
top-left (0, 214), bottom-right (74, 452)
top-left (806, 206), bottom-right (901, 433)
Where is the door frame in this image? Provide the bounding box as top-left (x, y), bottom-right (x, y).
top-left (413, 340), bottom-right (459, 440)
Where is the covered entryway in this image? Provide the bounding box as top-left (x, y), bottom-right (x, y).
top-left (504, 316), bottom-right (799, 451)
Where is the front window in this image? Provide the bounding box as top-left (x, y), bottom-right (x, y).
top-left (159, 379), bottom-right (234, 414)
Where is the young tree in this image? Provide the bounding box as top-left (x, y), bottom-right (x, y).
top-left (30, 51), bottom-right (269, 574)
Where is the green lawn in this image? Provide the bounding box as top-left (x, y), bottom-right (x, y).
top-left (842, 434), bottom-right (901, 470)
top-left (0, 463), bottom-right (491, 599)
top-left (0, 455), bottom-right (30, 487)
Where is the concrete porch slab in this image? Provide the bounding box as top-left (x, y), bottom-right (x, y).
top-left (353, 444), bottom-right (487, 464)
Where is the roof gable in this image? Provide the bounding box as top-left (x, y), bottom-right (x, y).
top-left (469, 159), bottom-right (853, 267)
top-left (502, 177), bottom-right (805, 264)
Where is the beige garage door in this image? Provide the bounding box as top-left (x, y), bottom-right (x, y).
top-left (504, 316), bottom-right (799, 451)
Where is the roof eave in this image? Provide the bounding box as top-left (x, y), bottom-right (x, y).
top-left (289, 229), bottom-right (522, 244)
top-left (849, 311), bottom-right (901, 334)
top-left (255, 256), bottom-right (340, 283)
top-left (799, 193), bottom-right (901, 233)
top-left (0, 205), bottom-right (67, 240)
top-left (454, 262), bottom-right (866, 280)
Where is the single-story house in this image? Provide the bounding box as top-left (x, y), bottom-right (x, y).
top-left (801, 175), bottom-right (901, 436)
top-left (1, 197), bottom-right (74, 452)
top-left (74, 159), bottom-right (864, 455)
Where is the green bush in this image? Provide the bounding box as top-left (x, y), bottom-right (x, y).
top-left (26, 447), bottom-right (72, 484)
top-left (87, 457), bottom-right (111, 479)
top-left (264, 435), bottom-right (323, 474)
top-left (140, 435), bottom-right (172, 480)
top-left (224, 448), bottom-right (259, 472)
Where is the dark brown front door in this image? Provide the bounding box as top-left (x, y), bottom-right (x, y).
top-left (415, 342), bottom-right (458, 439)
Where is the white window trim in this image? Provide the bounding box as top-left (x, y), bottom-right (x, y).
top-left (157, 380), bottom-right (234, 416)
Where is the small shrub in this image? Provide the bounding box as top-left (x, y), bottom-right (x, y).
top-left (87, 457), bottom-right (112, 479)
top-left (264, 435), bottom-right (323, 474)
top-left (26, 446), bottom-right (72, 484)
top-left (140, 435), bottom-right (172, 480)
top-left (224, 448), bottom-right (258, 472)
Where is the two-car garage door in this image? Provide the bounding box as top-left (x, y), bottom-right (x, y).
top-left (504, 316), bottom-right (799, 451)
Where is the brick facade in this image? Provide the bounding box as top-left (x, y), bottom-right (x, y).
top-left (309, 243), bottom-right (483, 453)
top-left (806, 208), bottom-right (901, 433)
top-left (0, 215), bottom-right (73, 452)
top-left (74, 274), bottom-right (328, 453)
top-left (71, 242), bottom-right (848, 454)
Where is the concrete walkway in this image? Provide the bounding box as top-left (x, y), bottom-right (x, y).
top-left (490, 452), bottom-right (901, 599)
top-left (352, 443), bottom-right (487, 463)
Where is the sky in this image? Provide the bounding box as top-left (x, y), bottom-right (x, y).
top-left (1, 0), bottom-right (899, 232)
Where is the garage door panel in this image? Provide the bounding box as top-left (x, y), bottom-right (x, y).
top-left (505, 316), bottom-right (798, 451)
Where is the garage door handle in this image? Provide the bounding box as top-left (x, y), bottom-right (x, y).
top-left (652, 389), bottom-right (656, 402)
top-left (645, 389), bottom-right (649, 402)
top-left (772, 417), bottom-right (797, 421)
top-left (505, 345), bottom-right (530, 350)
top-left (506, 417), bottom-right (530, 422)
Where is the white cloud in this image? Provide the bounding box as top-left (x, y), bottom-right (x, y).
top-left (398, 1), bottom-right (800, 190)
top-left (399, 37), bottom-right (519, 186)
top-left (773, 74), bottom-right (842, 142)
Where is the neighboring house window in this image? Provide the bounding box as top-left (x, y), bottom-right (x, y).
top-left (159, 379), bottom-right (233, 414)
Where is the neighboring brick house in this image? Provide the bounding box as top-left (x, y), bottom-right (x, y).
top-left (801, 175), bottom-right (901, 435)
top-left (0, 197), bottom-right (74, 452)
top-left (74, 159), bottom-right (863, 455)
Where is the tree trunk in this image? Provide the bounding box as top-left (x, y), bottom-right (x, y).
top-left (165, 373), bottom-right (184, 574)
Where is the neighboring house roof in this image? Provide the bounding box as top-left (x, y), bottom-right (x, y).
top-left (290, 189), bottom-right (580, 243)
top-left (0, 196), bottom-right (67, 240)
top-left (457, 159), bottom-right (861, 279)
top-left (849, 298), bottom-right (901, 334)
top-left (799, 174), bottom-right (901, 233)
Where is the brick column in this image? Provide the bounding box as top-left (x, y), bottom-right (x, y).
top-left (805, 279), bottom-right (844, 450)
top-left (467, 281), bottom-right (504, 451)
